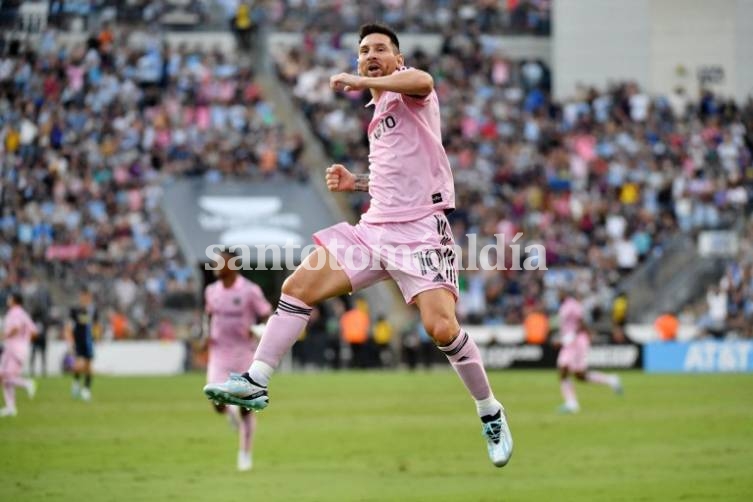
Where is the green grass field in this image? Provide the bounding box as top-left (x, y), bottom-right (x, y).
top-left (1, 370), bottom-right (752, 502)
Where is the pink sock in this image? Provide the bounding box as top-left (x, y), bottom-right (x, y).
top-left (560, 378), bottom-right (577, 406)
top-left (2, 382), bottom-right (16, 411)
top-left (239, 411), bottom-right (256, 454)
top-left (252, 294), bottom-right (312, 371)
top-left (5, 376), bottom-right (30, 389)
top-left (586, 371), bottom-right (616, 387)
top-left (438, 331), bottom-right (493, 401)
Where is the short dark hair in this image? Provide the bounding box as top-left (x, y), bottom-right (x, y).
top-left (359, 23), bottom-right (400, 51)
top-left (10, 292), bottom-right (23, 306)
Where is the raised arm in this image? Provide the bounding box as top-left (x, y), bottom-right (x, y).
top-left (329, 68), bottom-right (433, 98)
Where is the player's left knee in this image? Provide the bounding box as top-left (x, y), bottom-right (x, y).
top-left (424, 315), bottom-right (460, 345)
top-left (281, 274), bottom-right (305, 300)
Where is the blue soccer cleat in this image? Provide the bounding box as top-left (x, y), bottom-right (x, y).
top-left (613, 376), bottom-right (624, 396)
top-left (481, 407), bottom-right (514, 467)
top-left (557, 402), bottom-right (580, 414)
top-left (203, 373), bottom-right (269, 411)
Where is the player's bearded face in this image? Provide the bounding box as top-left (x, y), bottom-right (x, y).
top-left (358, 33), bottom-right (403, 77)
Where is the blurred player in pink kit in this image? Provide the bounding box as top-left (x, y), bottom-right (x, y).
top-left (204, 250), bottom-right (272, 470)
top-left (205, 23), bottom-right (513, 468)
top-left (1, 292), bottom-right (38, 417)
top-left (557, 291), bottom-right (622, 413)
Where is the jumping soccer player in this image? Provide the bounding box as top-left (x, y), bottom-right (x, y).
top-left (557, 293), bottom-right (623, 413)
top-left (66, 289), bottom-right (97, 401)
top-left (1, 293), bottom-right (38, 417)
top-left (204, 23), bottom-right (513, 467)
top-left (204, 250), bottom-right (272, 471)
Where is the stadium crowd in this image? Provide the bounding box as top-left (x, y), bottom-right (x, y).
top-left (2, 10), bottom-right (752, 348)
top-left (53, 1), bottom-right (551, 35)
top-left (0, 26), bottom-right (305, 339)
top-left (270, 0), bottom-right (551, 35)
top-left (8, 0), bottom-right (550, 38)
top-left (275, 30), bottom-right (753, 333)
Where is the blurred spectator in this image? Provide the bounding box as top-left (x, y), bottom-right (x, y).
top-left (372, 314), bottom-right (395, 367)
top-left (340, 299), bottom-right (370, 368)
top-left (655, 312), bottom-right (679, 342)
top-left (292, 305), bottom-right (329, 368)
top-left (699, 285), bottom-right (728, 338)
top-left (402, 315), bottom-right (436, 370)
top-left (157, 317), bottom-right (176, 341)
top-left (232, 2), bottom-right (255, 51)
top-left (402, 322), bottom-right (421, 371)
top-left (523, 309), bottom-right (548, 344)
top-left (110, 310), bottom-right (130, 340)
top-left (325, 298), bottom-right (346, 369)
top-left (611, 292), bottom-right (629, 343)
top-left (21, 274), bottom-right (52, 376)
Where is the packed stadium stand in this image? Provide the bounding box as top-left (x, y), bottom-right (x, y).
top-left (1, 0), bottom-right (751, 353)
top-left (0, 19), bottom-right (305, 339)
top-left (270, 0), bottom-right (551, 34)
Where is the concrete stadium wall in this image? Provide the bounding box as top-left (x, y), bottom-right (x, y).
top-left (735, 0), bottom-right (753, 102)
top-left (648, 0), bottom-right (737, 101)
top-left (553, 0), bottom-right (651, 99)
top-left (553, 0), bottom-right (753, 101)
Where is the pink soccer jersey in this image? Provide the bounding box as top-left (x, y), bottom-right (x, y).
top-left (558, 297), bottom-right (584, 338)
top-left (361, 70), bottom-right (455, 224)
top-left (205, 277), bottom-right (272, 382)
top-left (2, 305), bottom-right (36, 359)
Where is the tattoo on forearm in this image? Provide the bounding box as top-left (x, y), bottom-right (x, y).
top-left (355, 174), bottom-right (369, 192)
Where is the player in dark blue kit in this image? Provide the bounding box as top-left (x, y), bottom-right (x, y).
top-left (65, 289), bottom-right (97, 401)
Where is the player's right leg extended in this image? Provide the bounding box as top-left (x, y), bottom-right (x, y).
top-left (203, 246), bottom-right (352, 410)
top-left (414, 289), bottom-right (513, 468)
